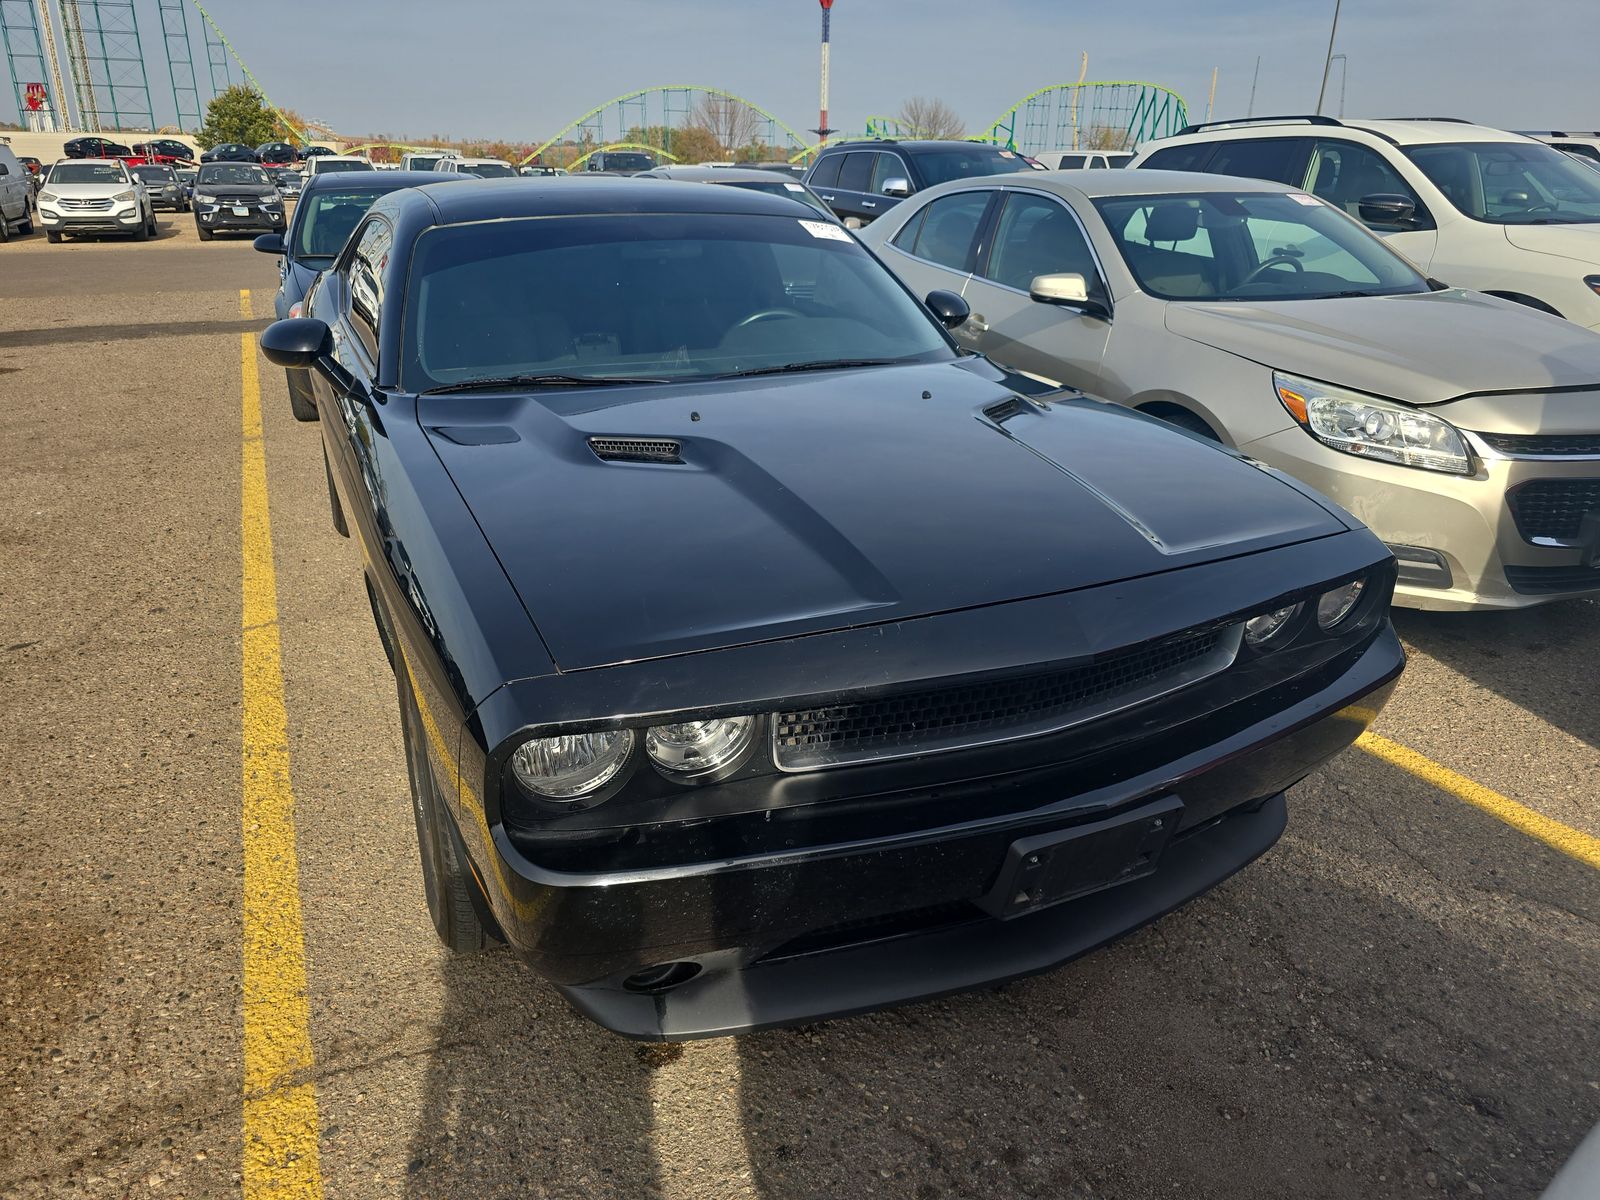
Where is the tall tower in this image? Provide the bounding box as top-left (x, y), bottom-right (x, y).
top-left (814, 0), bottom-right (834, 146)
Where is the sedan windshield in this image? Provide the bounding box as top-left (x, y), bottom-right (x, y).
top-left (1094, 190), bottom-right (1429, 301)
top-left (1402, 141), bottom-right (1600, 224)
top-left (47, 163), bottom-right (127, 184)
top-left (465, 162), bottom-right (515, 178)
top-left (913, 146), bottom-right (1037, 186)
top-left (292, 189), bottom-right (385, 261)
top-left (199, 164), bottom-right (269, 186)
top-left (402, 213), bottom-right (955, 391)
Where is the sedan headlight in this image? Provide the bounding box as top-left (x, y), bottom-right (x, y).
top-left (645, 716), bottom-right (755, 780)
top-left (1316, 578), bottom-right (1367, 629)
top-left (1273, 372), bottom-right (1471, 475)
top-left (1244, 603), bottom-right (1302, 647)
top-left (510, 730), bottom-right (633, 799)
top-left (112, 189), bottom-right (135, 203)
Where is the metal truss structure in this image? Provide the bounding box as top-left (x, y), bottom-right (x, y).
top-left (977, 81), bottom-right (1189, 153)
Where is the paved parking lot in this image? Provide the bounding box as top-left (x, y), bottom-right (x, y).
top-left (1, 216), bottom-right (1596, 1200)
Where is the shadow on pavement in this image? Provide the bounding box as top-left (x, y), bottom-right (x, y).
top-left (1393, 601), bottom-right (1600, 749)
top-left (733, 751), bottom-right (1600, 1199)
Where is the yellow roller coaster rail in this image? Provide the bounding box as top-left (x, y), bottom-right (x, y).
top-left (188, 0), bottom-right (305, 144)
top-left (566, 143), bottom-right (681, 170)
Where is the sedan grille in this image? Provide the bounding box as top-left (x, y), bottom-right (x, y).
top-left (1506, 479), bottom-right (1600, 542)
top-left (1479, 432), bottom-right (1600, 457)
top-left (58, 197), bottom-right (112, 211)
top-left (772, 624), bottom-right (1240, 772)
top-left (1504, 563), bottom-right (1600, 595)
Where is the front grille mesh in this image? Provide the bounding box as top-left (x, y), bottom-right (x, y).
top-left (1480, 432), bottom-right (1600, 456)
top-left (1507, 479), bottom-right (1600, 541)
top-left (59, 197), bottom-right (112, 211)
top-left (773, 626), bottom-right (1232, 771)
top-left (1505, 563), bottom-right (1600, 595)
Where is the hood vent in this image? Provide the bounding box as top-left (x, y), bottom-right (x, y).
top-left (983, 396), bottom-right (1033, 424)
top-left (588, 436), bottom-right (683, 464)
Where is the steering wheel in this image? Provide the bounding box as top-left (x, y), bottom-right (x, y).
top-left (733, 307), bottom-right (805, 330)
top-left (1239, 255), bottom-right (1305, 287)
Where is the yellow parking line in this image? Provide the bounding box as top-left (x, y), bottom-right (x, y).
top-left (239, 288), bottom-right (254, 319)
top-left (240, 329), bottom-right (325, 1197)
top-left (1358, 731), bottom-right (1600, 870)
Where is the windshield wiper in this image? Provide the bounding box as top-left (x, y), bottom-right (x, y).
top-left (715, 357), bottom-right (908, 379)
top-left (420, 373), bottom-right (671, 395)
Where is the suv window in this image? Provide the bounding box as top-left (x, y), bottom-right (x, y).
top-left (837, 152), bottom-right (874, 192)
top-left (982, 193), bottom-right (1100, 291)
top-left (1307, 140), bottom-right (1427, 229)
top-left (1202, 138), bottom-right (1308, 186)
top-left (903, 190), bottom-right (990, 270)
top-left (1138, 143), bottom-right (1211, 172)
top-left (808, 153), bottom-right (844, 189)
top-left (348, 218), bottom-right (392, 359)
top-left (1056, 154), bottom-right (1087, 170)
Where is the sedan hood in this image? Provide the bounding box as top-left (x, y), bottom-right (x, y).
top-left (1166, 289), bottom-right (1600, 404)
top-left (1501, 222), bottom-right (1600, 266)
top-left (422, 363), bottom-right (1346, 670)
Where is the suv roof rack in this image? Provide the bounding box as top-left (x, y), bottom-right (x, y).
top-left (1175, 114), bottom-right (1344, 135)
top-left (1516, 129), bottom-right (1600, 139)
top-left (1380, 116), bottom-right (1473, 123)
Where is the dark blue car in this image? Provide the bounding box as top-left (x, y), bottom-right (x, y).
top-left (254, 169), bottom-right (461, 418)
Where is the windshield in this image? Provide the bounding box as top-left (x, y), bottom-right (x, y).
top-left (912, 146), bottom-right (1037, 186)
top-left (291, 188), bottom-right (384, 261)
top-left (401, 213), bottom-right (954, 391)
top-left (47, 163), bottom-right (127, 184)
top-left (602, 153), bottom-right (653, 171)
top-left (315, 160), bottom-right (373, 174)
top-left (722, 179), bottom-right (834, 216)
top-left (199, 164), bottom-right (269, 186)
top-left (1094, 191), bottom-right (1429, 301)
top-left (465, 162), bottom-right (515, 178)
top-left (408, 155), bottom-right (442, 171)
top-left (1403, 141), bottom-right (1600, 224)
top-left (132, 167), bottom-right (175, 182)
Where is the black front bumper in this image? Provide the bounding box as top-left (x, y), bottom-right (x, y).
top-left (195, 205), bottom-right (282, 231)
top-left (471, 626), bottom-right (1403, 1039)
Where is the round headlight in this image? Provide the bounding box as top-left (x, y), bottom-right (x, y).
top-left (1244, 603), bottom-right (1301, 647)
top-left (645, 716), bottom-right (754, 780)
top-left (1316, 579), bottom-right (1366, 629)
top-left (510, 729), bottom-right (633, 799)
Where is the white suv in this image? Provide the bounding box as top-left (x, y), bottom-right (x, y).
top-left (1131, 117), bottom-right (1600, 329)
top-left (37, 157), bottom-right (157, 243)
top-left (434, 156), bottom-right (517, 179)
top-left (1518, 131), bottom-right (1600, 169)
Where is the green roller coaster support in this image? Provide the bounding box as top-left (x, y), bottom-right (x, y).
top-left (188, 0), bottom-right (302, 142)
top-left (977, 80), bottom-right (1188, 152)
top-left (523, 85), bottom-right (810, 167)
top-left (567, 142), bottom-right (680, 169)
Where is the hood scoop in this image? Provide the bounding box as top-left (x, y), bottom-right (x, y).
top-left (588, 436), bottom-right (684, 464)
top-left (983, 396), bottom-right (1035, 424)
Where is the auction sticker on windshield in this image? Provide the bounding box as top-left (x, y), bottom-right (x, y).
top-left (800, 219), bottom-right (852, 241)
top-left (1287, 193), bottom-right (1322, 206)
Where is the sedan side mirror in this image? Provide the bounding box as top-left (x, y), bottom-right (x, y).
top-left (924, 289), bottom-right (971, 330)
top-left (253, 232), bottom-right (286, 255)
top-left (1030, 272), bottom-right (1113, 320)
top-left (881, 177), bottom-right (912, 198)
top-left (1357, 193), bottom-right (1417, 225)
top-left (260, 318), bottom-right (334, 371)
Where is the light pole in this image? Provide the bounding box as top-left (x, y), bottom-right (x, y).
top-left (1331, 53), bottom-right (1348, 117)
top-left (1315, 0), bottom-right (1343, 115)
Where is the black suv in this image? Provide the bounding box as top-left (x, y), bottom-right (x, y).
top-left (803, 139), bottom-right (1038, 226)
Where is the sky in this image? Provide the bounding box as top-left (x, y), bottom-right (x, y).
top-left (12, 0), bottom-right (1600, 141)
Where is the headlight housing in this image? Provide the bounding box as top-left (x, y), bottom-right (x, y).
top-left (38, 190), bottom-right (57, 204)
top-left (1316, 578), bottom-right (1367, 629)
top-left (194, 191), bottom-right (217, 204)
top-left (1273, 372), bottom-right (1471, 475)
top-left (645, 717), bottom-right (755, 781)
top-left (510, 729), bottom-right (633, 800)
top-left (1244, 603), bottom-right (1301, 647)
top-left (112, 189), bottom-right (135, 203)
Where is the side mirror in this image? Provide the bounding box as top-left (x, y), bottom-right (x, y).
top-left (260, 318), bottom-right (334, 371)
top-left (1357, 193), bottom-right (1417, 225)
top-left (1030, 272), bottom-right (1113, 320)
top-left (924, 289), bottom-right (971, 330)
top-left (253, 232), bottom-right (286, 255)
top-left (881, 177), bottom-right (912, 198)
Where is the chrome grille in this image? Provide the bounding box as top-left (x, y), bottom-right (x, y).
top-left (1507, 479), bottom-right (1600, 542)
top-left (58, 197), bottom-right (113, 211)
top-left (772, 624), bottom-right (1241, 772)
top-left (1480, 431), bottom-right (1600, 457)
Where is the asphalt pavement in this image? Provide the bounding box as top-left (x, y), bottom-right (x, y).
top-left (0, 215), bottom-right (1596, 1200)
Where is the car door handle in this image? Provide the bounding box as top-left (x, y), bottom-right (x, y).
top-left (862, 200), bottom-right (877, 208)
top-left (821, 194), bottom-right (835, 202)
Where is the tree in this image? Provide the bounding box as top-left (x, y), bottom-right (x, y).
top-left (896, 96), bottom-right (964, 140)
top-left (693, 96), bottom-right (760, 156)
top-left (666, 125), bottom-right (721, 164)
top-left (198, 85), bottom-right (290, 149)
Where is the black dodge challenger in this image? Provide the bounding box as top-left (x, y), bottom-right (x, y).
top-left (261, 178), bottom-right (1404, 1039)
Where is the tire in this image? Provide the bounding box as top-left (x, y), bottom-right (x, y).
top-left (19, 213), bottom-right (32, 234)
top-left (133, 215), bottom-right (149, 242)
top-left (289, 369), bottom-right (320, 423)
top-left (46, 229), bottom-right (61, 244)
top-left (195, 223), bottom-right (212, 241)
top-left (0, 213), bottom-right (9, 243)
top-left (398, 674), bottom-right (498, 954)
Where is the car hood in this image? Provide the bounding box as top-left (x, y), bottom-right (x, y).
top-left (422, 363), bottom-right (1347, 670)
top-left (1501, 222), bottom-right (1600, 265)
top-left (1166, 289), bottom-right (1600, 405)
top-left (43, 181), bottom-right (132, 198)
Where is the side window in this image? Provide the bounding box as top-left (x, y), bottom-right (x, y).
top-left (347, 218), bottom-right (393, 360)
top-left (1056, 154), bottom-right (1086, 170)
top-left (1139, 143), bottom-right (1210, 172)
top-left (808, 153), bottom-right (844, 188)
top-left (0, 163), bottom-right (7, 177)
top-left (890, 203), bottom-right (930, 252)
top-left (1203, 138), bottom-right (1309, 185)
top-left (1307, 140), bottom-right (1428, 229)
top-left (870, 152), bottom-right (908, 195)
top-left (982, 193), bottom-right (1100, 292)
top-left (836, 152), bottom-right (874, 192)
top-left (909, 190), bottom-right (991, 270)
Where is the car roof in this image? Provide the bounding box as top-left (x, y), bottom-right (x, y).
top-left (300, 169), bottom-right (460, 194)
top-left (412, 176), bottom-right (817, 224)
top-left (919, 168), bottom-right (1296, 201)
top-left (1146, 116), bottom-right (1541, 149)
top-left (818, 139), bottom-right (1008, 153)
top-left (644, 166), bottom-right (801, 182)
top-left (54, 157), bottom-right (126, 166)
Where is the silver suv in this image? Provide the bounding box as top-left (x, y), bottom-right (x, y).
top-left (37, 158), bottom-right (157, 243)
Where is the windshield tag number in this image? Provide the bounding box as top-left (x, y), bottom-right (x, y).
top-left (799, 219), bottom-right (852, 241)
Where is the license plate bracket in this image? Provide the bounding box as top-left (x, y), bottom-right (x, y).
top-left (232, 205), bottom-right (249, 217)
top-left (978, 795), bottom-right (1183, 919)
